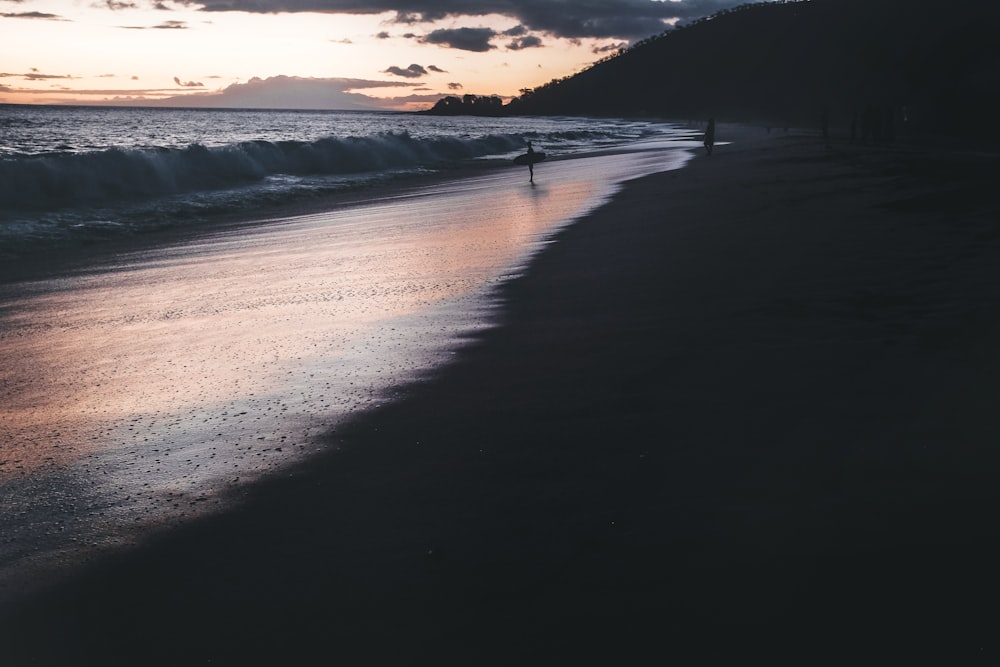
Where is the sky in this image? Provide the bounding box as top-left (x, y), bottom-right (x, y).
top-left (1, 0), bottom-right (762, 111)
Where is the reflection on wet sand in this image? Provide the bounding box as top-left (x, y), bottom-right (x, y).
top-left (0, 148), bottom-right (689, 581)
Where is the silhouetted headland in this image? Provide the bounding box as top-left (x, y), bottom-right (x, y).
top-left (426, 0), bottom-right (999, 143)
top-left (421, 94), bottom-right (505, 117)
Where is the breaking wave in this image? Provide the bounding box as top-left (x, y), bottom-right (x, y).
top-left (0, 131), bottom-right (525, 213)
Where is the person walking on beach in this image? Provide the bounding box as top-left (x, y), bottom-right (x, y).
top-left (526, 141), bottom-right (536, 183)
top-left (704, 118), bottom-right (716, 155)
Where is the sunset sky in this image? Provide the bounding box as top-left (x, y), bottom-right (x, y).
top-left (1, 0), bottom-right (759, 111)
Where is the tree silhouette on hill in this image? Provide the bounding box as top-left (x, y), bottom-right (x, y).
top-left (424, 0), bottom-right (999, 140)
top-left (423, 94), bottom-right (504, 117)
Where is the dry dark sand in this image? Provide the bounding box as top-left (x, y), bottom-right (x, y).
top-left (3, 133), bottom-right (1000, 665)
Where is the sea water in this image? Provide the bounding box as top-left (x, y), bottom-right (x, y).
top-left (0, 105), bottom-right (687, 256)
top-left (0, 104), bottom-right (700, 588)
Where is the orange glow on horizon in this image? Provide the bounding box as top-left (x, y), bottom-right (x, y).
top-left (0, 4), bottom-right (617, 110)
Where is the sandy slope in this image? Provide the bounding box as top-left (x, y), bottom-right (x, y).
top-left (3, 130), bottom-right (1000, 665)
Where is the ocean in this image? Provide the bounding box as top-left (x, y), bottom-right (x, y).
top-left (0, 105), bottom-right (700, 587)
top-left (1, 105), bottom-right (691, 258)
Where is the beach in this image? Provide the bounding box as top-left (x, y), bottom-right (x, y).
top-left (3, 128), bottom-right (1000, 664)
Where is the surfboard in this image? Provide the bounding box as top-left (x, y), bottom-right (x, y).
top-left (513, 152), bottom-right (546, 166)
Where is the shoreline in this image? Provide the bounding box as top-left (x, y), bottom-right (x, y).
top-left (0, 137), bottom-right (696, 595)
top-left (0, 158), bottom-right (512, 286)
top-left (0, 115), bottom-right (720, 288)
top-left (4, 130), bottom-right (1000, 663)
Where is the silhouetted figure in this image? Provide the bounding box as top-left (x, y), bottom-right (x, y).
top-left (526, 141), bottom-right (536, 183)
top-left (704, 118), bottom-right (716, 155)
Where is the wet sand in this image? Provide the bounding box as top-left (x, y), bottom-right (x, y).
top-left (0, 146), bottom-right (694, 588)
top-left (3, 131), bottom-right (1000, 664)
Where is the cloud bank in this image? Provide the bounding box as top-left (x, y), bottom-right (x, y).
top-left (419, 26), bottom-right (496, 52)
top-left (0, 70), bottom-right (73, 81)
top-left (1, 11), bottom-right (68, 20)
top-left (182, 0), bottom-right (761, 41)
top-left (152, 75), bottom-right (409, 110)
top-left (385, 63), bottom-right (429, 78)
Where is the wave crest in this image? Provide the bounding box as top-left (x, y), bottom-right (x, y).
top-left (0, 131), bottom-right (525, 213)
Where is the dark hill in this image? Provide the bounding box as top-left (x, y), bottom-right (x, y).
top-left (501, 0), bottom-right (999, 137)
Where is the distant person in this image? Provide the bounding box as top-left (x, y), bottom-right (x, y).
top-left (513, 141), bottom-right (546, 183)
top-left (704, 118), bottom-right (716, 155)
top-left (526, 141), bottom-right (536, 183)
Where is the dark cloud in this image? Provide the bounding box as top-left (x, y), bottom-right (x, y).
top-left (384, 63), bottom-right (428, 78)
top-left (511, 1), bottom-right (673, 39)
top-left (174, 76), bottom-right (204, 87)
top-left (121, 19), bottom-right (189, 28)
top-left (447, 82), bottom-right (463, 90)
top-left (507, 34), bottom-right (541, 50)
top-left (375, 30), bottom-right (391, 38)
top-left (428, 65), bottom-right (446, 72)
top-left (0, 71), bottom-right (73, 81)
top-left (593, 41), bottom-right (627, 54)
top-left (1, 11), bottom-right (68, 20)
top-left (101, 0), bottom-right (139, 9)
top-left (412, 24), bottom-right (542, 52)
top-left (420, 26), bottom-right (496, 52)
top-left (391, 11), bottom-right (422, 24)
top-left (181, 1), bottom-right (763, 41)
